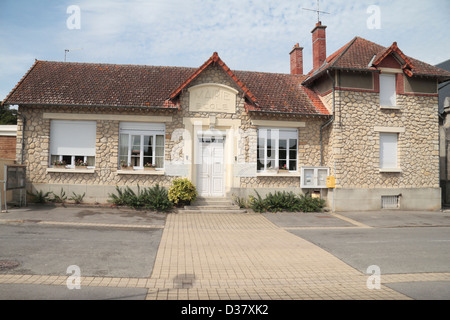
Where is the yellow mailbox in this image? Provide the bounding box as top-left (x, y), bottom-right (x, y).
top-left (326, 176), bottom-right (335, 188)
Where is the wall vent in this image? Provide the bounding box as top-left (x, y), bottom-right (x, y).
top-left (381, 195), bottom-right (400, 209)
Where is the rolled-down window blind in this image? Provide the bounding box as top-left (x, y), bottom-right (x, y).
top-left (379, 132), bottom-right (398, 168)
top-left (50, 120), bottom-right (96, 156)
top-left (380, 74), bottom-right (396, 106)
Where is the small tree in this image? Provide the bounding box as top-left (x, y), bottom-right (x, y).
top-left (0, 105), bottom-right (17, 125)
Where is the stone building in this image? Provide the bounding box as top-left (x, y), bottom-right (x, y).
top-left (2, 22), bottom-right (450, 211)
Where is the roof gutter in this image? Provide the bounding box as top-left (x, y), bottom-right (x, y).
top-left (320, 69), bottom-right (335, 166)
top-left (303, 67), bottom-right (450, 86)
top-left (303, 66), bottom-right (379, 86)
top-left (3, 102), bottom-right (179, 110)
top-left (248, 110), bottom-right (331, 117)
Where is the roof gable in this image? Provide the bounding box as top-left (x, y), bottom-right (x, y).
top-left (372, 42), bottom-right (414, 76)
top-left (169, 52), bottom-right (258, 104)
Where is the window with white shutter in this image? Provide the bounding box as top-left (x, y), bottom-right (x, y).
top-left (379, 132), bottom-right (398, 169)
top-left (50, 120), bottom-right (96, 168)
top-left (379, 74), bottom-right (396, 107)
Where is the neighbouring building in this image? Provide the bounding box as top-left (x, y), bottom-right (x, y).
top-left (437, 59), bottom-right (450, 205)
top-left (0, 125), bottom-right (17, 207)
top-left (2, 22), bottom-right (450, 211)
top-left (0, 125), bottom-right (17, 160)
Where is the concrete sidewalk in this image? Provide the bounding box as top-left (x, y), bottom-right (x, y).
top-left (0, 205), bottom-right (165, 229)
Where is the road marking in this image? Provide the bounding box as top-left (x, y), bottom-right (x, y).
top-left (0, 219), bottom-right (163, 229)
top-left (329, 213), bottom-right (372, 228)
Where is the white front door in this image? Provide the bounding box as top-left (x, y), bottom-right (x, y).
top-left (197, 141), bottom-right (225, 197)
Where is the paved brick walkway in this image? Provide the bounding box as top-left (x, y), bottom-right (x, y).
top-left (144, 212), bottom-right (409, 300)
top-left (2, 211), bottom-right (450, 299)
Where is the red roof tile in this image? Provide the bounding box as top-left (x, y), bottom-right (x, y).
top-left (3, 60), bottom-right (194, 108)
top-left (304, 36), bottom-right (450, 84)
top-left (236, 71), bottom-right (328, 115)
top-left (2, 58), bottom-right (330, 116)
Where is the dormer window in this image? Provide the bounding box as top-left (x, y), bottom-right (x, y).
top-left (379, 73), bottom-right (396, 107)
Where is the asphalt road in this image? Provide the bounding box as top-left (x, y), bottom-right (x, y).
top-left (0, 206), bottom-right (165, 300)
top-left (0, 224), bottom-right (163, 278)
top-left (287, 226), bottom-right (450, 274)
top-left (264, 211), bottom-right (450, 300)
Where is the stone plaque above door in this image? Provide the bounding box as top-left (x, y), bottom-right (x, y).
top-left (188, 83), bottom-right (238, 113)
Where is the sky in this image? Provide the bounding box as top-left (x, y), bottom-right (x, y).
top-left (1, 0), bottom-right (449, 103)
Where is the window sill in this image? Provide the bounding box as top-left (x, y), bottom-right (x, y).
top-left (379, 168), bottom-right (402, 173)
top-left (47, 168), bottom-right (95, 173)
top-left (380, 105), bottom-right (400, 110)
top-left (256, 171), bottom-right (300, 177)
top-left (117, 169), bottom-right (165, 175)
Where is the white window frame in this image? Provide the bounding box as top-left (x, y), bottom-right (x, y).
top-left (379, 73), bottom-right (397, 108)
top-left (257, 128), bottom-right (298, 172)
top-left (119, 122), bottom-right (165, 170)
top-left (49, 120), bottom-right (96, 169)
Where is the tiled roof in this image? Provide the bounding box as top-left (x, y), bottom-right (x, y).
top-left (236, 71), bottom-right (328, 115)
top-left (2, 58), bottom-right (329, 116)
top-left (2, 60), bottom-right (194, 108)
top-left (304, 36), bottom-right (450, 84)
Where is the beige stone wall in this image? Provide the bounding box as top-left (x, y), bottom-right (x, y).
top-left (326, 90), bottom-right (439, 189)
top-left (18, 106), bottom-right (178, 190)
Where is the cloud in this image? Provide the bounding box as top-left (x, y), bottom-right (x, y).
top-left (56, 0), bottom-right (309, 70)
top-left (1, 0), bottom-right (449, 102)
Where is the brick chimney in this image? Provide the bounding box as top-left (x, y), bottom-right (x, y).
top-left (290, 43), bottom-right (303, 75)
top-left (311, 21), bottom-right (327, 70)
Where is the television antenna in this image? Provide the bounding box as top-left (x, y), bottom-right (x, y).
top-left (302, 0), bottom-right (330, 23)
top-left (64, 48), bottom-right (83, 62)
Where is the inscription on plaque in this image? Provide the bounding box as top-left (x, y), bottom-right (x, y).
top-left (189, 84), bottom-right (237, 113)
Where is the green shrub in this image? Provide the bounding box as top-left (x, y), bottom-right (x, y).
top-left (142, 184), bottom-right (173, 212)
top-left (248, 190), bottom-right (325, 213)
top-left (298, 193), bottom-right (326, 212)
top-left (282, 191), bottom-right (303, 212)
top-left (69, 192), bottom-right (86, 204)
top-left (168, 178), bottom-right (197, 206)
top-left (232, 194), bottom-right (248, 209)
top-left (108, 185), bottom-right (143, 208)
top-left (51, 188), bottom-right (67, 204)
top-left (264, 191), bottom-right (305, 213)
top-left (108, 184), bottom-right (173, 212)
top-left (249, 191), bottom-right (266, 213)
top-left (108, 186), bottom-right (126, 206)
top-left (27, 190), bottom-right (52, 203)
